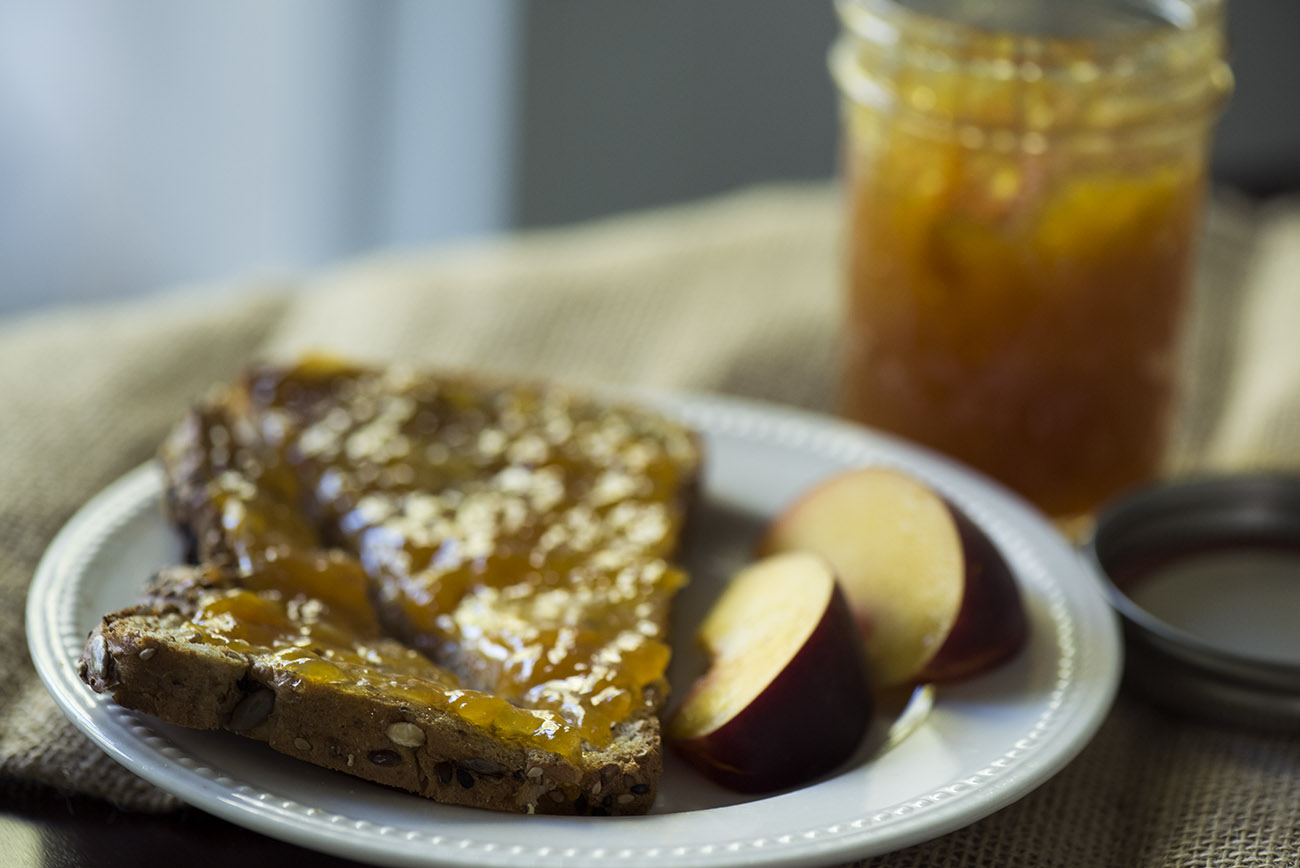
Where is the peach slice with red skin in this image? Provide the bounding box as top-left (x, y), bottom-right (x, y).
top-left (759, 466), bottom-right (1027, 687)
top-left (667, 552), bottom-right (873, 793)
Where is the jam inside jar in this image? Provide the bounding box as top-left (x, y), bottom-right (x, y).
top-left (830, 0), bottom-right (1232, 519)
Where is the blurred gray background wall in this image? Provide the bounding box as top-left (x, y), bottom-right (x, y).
top-left (1, 0), bottom-right (1294, 317)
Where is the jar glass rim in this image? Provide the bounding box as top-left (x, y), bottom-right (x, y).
top-left (830, 0), bottom-right (1232, 142)
top-left (834, 0), bottom-right (1227, 52)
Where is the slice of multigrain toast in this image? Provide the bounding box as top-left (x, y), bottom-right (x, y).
top-left (78, 357), bottom-right (701, 815)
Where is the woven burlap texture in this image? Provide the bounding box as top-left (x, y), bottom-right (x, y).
top-left (1, 184), bottom-right (1297, 865)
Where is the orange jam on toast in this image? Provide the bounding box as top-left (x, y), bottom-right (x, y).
top-left (166, 359), bottom-right (699, 760)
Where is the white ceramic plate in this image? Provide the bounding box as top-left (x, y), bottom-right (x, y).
top-left (29, 392), bottom-right (1120, 868)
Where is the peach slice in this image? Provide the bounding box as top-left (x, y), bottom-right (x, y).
top-left (667, 552), bottom-right (873, 793)
top-left (760, 467), bottom-right (1027, 687)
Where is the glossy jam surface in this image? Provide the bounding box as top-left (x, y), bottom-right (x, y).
top-left (178, 359), bottom-right (699, 758)
top-left (186, 581), bottom-right (584, 754)
top-left (834, 14), bottom-right (1226, 518)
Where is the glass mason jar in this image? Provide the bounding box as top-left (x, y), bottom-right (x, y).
top-left (830, 0), bottom-right (1232, 520)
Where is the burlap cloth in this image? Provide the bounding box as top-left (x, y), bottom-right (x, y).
top-left (2, 183), bottom-right (1298, 865)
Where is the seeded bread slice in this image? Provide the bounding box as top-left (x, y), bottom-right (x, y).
top-left (79, 565), bottom-right (660, 815)
top-left (78, 358), bottom-right (700, 815)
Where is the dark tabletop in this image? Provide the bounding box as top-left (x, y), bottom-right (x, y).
top-left (0, 781), bottom-right (373, 868)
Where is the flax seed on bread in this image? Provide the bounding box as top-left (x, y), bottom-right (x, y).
top-left (78, 358), bottom-right (701, 815)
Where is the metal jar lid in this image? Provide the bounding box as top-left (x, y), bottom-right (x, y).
top-left (1083, 473), bottom-right (1300, 731)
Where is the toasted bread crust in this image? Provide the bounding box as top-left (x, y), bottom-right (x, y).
top-left (78, 361), bottom-right (699, 815)
top-left (78, 568), bottom-right (661, 815)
